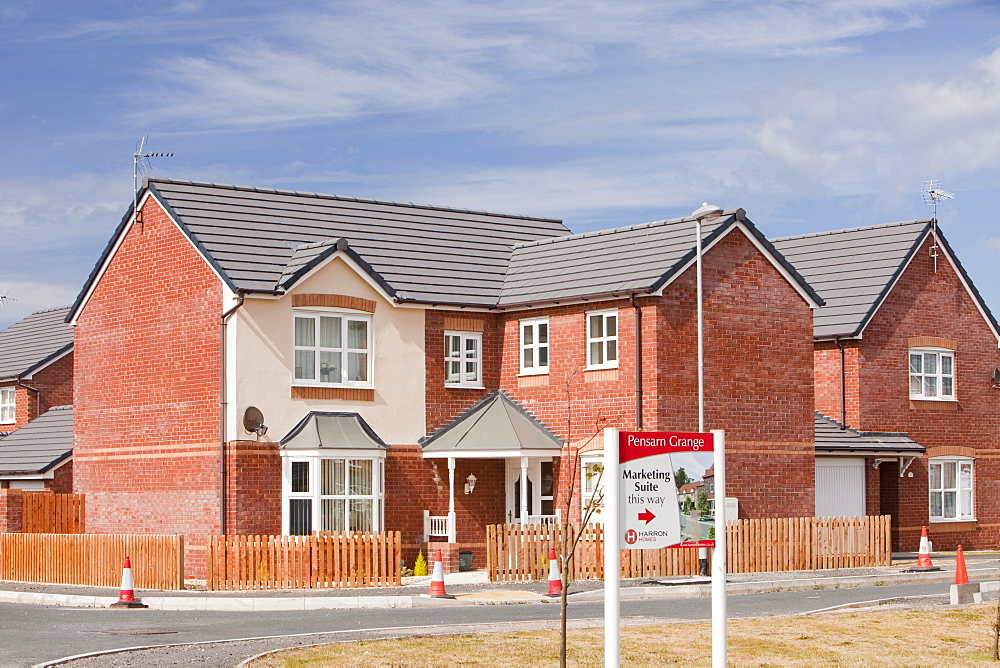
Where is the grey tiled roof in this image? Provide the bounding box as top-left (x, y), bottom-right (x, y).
top-left (770, 220), bottom-right (998, 339)
top-left (420, 390), bottom-right (562, 454)
top-left (142, 179), bottom-right (571, 307)
top-left (0, 405), bottom-right (73, 475)
top-left (501, 210), bottom-right (822, 307)
top-left (0, 307), bottom-right (73, 380)
top-left (814, 412), bottom-right (924, 456)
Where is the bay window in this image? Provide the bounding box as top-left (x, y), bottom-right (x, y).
top-left (285, 456), bottom-right (384, 534)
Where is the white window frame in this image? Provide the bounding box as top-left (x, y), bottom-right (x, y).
top-left (928, 457), bottom-right (974, 522)
top-left (0, 387), bottom-right (14, 424)
top-left (909, 347), bottom-right (955, 401)
top-left (520, 317), bottom-right (550, 375)
top-left (444, 331), bottom-right (483, 388)
top-left (580, 451), bottom-right (605, 523)
top-left (586, 309), bottom-right (619, 370)
top-left (282, 452), bottom-right (385, 535)
top-left (293, 310), bottom-right (373, 388)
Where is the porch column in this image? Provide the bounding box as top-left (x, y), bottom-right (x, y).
top-left (519, 456), bottom-right (529, 526)
top-left (447, 457), bottom-right (457, 543)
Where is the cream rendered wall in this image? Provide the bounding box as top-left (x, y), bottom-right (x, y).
top-left (231, 257), bottom-right (426, 445)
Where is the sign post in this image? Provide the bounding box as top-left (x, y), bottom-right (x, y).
top-left (603, 427), bottom-right (620, 668)
top-left (605, 428), bottom-right (725, 668)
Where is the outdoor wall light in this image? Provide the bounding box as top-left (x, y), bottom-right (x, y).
top-left (464, 473), bottom-right (477, 494)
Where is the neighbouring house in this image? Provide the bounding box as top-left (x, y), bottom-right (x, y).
top-left (772, 220), bottom-right (1000, 550)
top-left (0, 306), bottom-right (74, 490)
top-left (68, 178), bottom-right (823, 576)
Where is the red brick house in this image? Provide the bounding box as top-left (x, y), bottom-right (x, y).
top-left (773, 220), bottom-right (1000, 550)
top-left (67, 179), bottom-right (824, 575)
top-left (0, 306), bottom-right (74, 491)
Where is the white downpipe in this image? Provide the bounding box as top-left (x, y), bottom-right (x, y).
top-left (603, 427), bottom-right (620, 668)
top-left (447, 457), bottom-right (456, 543)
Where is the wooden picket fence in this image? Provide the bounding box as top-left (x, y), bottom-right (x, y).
top-left (207, 531), bottom-right (401, 590)
top-left (0, 533), bottom-right (184, 589)
top-left (22, 492), bottom-right (85, 533)
top-left (487, 515), bottom-right (891, 581)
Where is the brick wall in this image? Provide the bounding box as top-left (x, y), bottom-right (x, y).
top-left (225, 440), bottom-right (282, 535)
top-left (72, 197), bottom-right (224, 578)
top-left (0, 489), bottom-right (23, 532)
top-left (3, 352), bottom-right (74, 432)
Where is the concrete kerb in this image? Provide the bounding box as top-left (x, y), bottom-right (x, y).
top-left (2, 565), bottom-right (992, 610)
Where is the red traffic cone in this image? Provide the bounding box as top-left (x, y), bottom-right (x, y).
top-left (955, 545), bottom-right (969, 585)
top-left (910, 526), bottom-right (940, 572)
top-left (110, 556), bottom-right (148, 608)
top-left (545, 548), bottom-right (562, 597)
top-left (426, 550), bottom-right (455, 599)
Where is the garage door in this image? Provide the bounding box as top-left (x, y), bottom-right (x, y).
top-left (815, 457), bottom-right (865, 517)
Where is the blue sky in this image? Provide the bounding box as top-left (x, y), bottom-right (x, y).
top-left (1, 1), bottom-right (998, 329)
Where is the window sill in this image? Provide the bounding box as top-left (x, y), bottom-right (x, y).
top-left (928, 520), bottom-right (977, 532)
top-left (445, 384), bottom-right (485, 390)
top-left (910, 399), bottom-right (959, 411)
top-left (518, 370), bottom-right (549, 377)
top-left (291, 386), bottom-right (375, 401)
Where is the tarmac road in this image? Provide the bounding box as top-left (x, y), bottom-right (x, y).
top-left (0, 580), bottom-right (953, 667)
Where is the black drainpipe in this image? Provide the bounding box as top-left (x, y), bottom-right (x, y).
top-left (631, 293), bottom-right (643, 430)
top-left (220, 293), bottom-right (246, 535)
top-left (835, 337), bottom-right (847, 429)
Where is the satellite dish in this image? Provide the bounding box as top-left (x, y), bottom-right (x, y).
top-left (243, 406), bottom-right (267, 435)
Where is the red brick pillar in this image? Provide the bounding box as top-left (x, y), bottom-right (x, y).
top-left (0, 489), bottom-right (24, 532)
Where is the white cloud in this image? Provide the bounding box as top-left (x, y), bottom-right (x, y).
top-left (139, 0), bottom-right (953, 130)
top-left (750, 46), bottom-right (1000, 195)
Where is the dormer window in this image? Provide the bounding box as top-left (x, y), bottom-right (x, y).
top-left (909, 348), bottom-right (955, 400)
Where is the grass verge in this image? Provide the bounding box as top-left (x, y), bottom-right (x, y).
top-left (248, 603), bottom-right (1000, 666)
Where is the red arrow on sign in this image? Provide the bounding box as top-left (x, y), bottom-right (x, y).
top-left (638, 509), bottom-right (656, 524)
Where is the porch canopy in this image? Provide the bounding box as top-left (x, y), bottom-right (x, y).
top-left (814, 412), bottom-right (925, 474)
top-left (420, 391), bottom-right (563, 535)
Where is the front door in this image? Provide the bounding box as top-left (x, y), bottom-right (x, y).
top-left (505, 459), bottom-right (555, 523)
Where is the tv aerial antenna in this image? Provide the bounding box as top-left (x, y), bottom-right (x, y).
top-left (0, 288), bottom-right (15, 310)
top-left (921, 180), bottom-right (954, 273)
top-left (133, 136), bottom-right (173, 224)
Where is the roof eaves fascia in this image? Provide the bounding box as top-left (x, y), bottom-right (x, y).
top-left (648, 214), bottom-right (738, 295)
top-left (37, 449), bottom-right (73, 474)
top-left (852, 222), bottom-right (933, 339)
top-left (279, 241), bottom-right (399, 302)
top-left (497, 288), bottom-right (651, 312)
top-left (67, 200), bottom-right (139, 324)
top-left (934, 227), bottom-right (1000, 344)
top-left (736, 218), bottom-right (825, 308)
top-left (147, 183), bottom-right (240, 295)
top-left (19, 343), bottom-right (73, 380)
